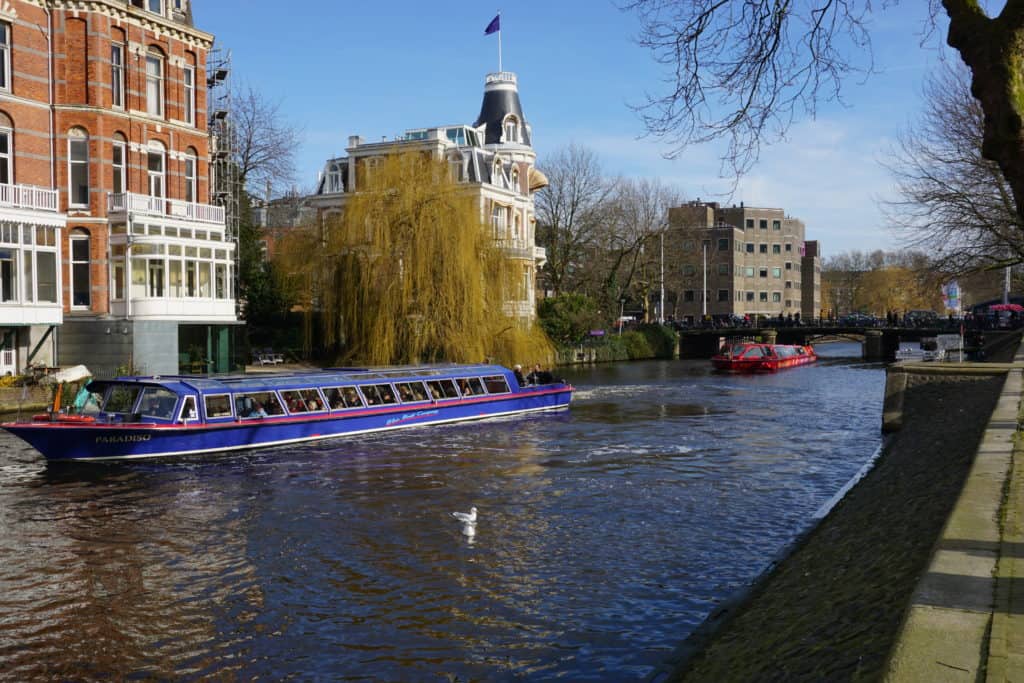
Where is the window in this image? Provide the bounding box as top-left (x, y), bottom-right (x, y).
top-left (145, 50), bottom-right (164, 117)
top-left (448, 156), bottom-right (463, 183)
top-left (785, 281), bottom-right (792, 289)
top-left (759, 219), bottom-right (767, 230)
top-left (759, 268), bottom-right (767, 278)
top-left (745, 243), bottom-right (754, 254)
top-left (0, 22), bottom-right (10, 91)
top-left (233, 392), bottom-right (285, 418)
top-left (773, 220), bottom-right (781, 231)
top-left (684, 290), bottom-right (694, 302)
top-left (785, 243), bottom-right (793, 252)
top-left (183, 65), bottom-right (195, 125)
top-left (426, 379), bottom-right (459, 400)
top-left (0, 128), bottom-right (10, 185)
top-left (362, 383), bottom-right (398, 405)
top-left (759, 292), bottom-right (768, 302)
top-left (112, 135), bottom-right (126, 194)
top-left (204, 394), bottom-right (233, 418)
top-left (511, 167), bottom-right (519, 192)
top-left (772, 244), bottom-right (781, 254)
top-left (324, 386), bottom-right (365, 410)
top-left (772, 292), bottom-right (782, 303)
top-left (111, 44), bottom-right (124, 108)
top-left (139, 387), bottom-right (178, 420)
top-left (744, 266), bottom-right (754, 277)
top-left (184, 150), bottom-right (197, 203)
top-left (147, 0), bottom-right (164, 14)
top-left (70, 229), bottom-right (90, 307)
top-left (37, 251), bottom-right (56, 303)
top-left (483, 375), bottom-right (510, 393)
top-left (759, 244), bottom-right (767, 254)
top-left (0, 245), bottom-right (14, 302)
top-left (717, 238), bottom-right (729, 251)
top-left (772, 267), bottom-right (782, 278)
top-left (504, 115), bottom-right (519, 143)
top-left (717, 289), bottom-right (729, 302)
top-left (745, 291), bottom-right (754, 302)
top-left (745, 218), bottom-right (753, 229)
top-left (327, 163), bottom-right (342, 192)
top-left (147, 142), bottom-right (165, 198)
top-left (717, 263), bottom-right (729, 275)
top-left (785, 262), bottom-right (792, 270)
top-left (68, 128), bottom-right (89, 207)
top-left (683, 264), bottom-right (696, 276)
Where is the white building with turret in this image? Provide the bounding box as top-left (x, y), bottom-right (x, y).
top-left (305, 71), bottom-right (548, 323)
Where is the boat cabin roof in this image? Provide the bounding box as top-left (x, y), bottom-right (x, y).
top-left (89, 363), bottom-right (512, 395)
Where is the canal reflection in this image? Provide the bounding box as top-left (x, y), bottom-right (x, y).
top-left (0, 343), bottom-right (883, 680)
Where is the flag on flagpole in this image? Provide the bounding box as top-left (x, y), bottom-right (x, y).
top-left (484, 14), bottom-right (500, 35)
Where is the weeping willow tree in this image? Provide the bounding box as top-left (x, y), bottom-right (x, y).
top-left (277, 151), bottom-right (553, 366)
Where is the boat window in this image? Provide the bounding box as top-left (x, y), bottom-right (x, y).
top-left (281, 389), bottom-right (326, 413)
top-left (324, 386), bottom-right (364, 409)
top-left (361, 383), bottom-right (397, 406)
top-left (455, 377), bottom-right (484, 396)
top-left (232, 391), bottom-right (285, 419)
top-left (395, 381), bottom-right (428, 402)
top-left (426, 379), bottom-right (460, 400)
top-left (138, 386), bottom-right (179, 420)
top-left (204, 393), bottom-right (233, 418)
top-left (482, 375), bottom-right (511, 394)
top-left (179, 396), bottom-right (197, 422)
top-left (102, 384), bottom-right (142, 413)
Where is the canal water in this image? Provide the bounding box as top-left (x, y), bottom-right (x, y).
top-left (0, 343), bottom-right (884, 681)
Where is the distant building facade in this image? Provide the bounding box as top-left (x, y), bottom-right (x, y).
top-left (667, 201), bottom-right (821, 322)
top-left (0, 0), bottom-right (238, 377)
top-left (302, 71), bottom-right (548, 323)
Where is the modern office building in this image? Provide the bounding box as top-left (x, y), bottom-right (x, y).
top-left (0, 0), bottom-right (238, 377)
top-left (305, 71), bottom-right (548, 323)
top-left (666, 201), bottom-right (821, 322)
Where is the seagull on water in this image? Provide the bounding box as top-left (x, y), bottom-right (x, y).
top-left (451, 506), bottom-right (477, 525)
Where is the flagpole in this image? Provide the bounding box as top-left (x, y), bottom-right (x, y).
top-left (497, 10), bottom-right (502, 72)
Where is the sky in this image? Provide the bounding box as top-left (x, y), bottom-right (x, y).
top-left (193, 1), bottom-right (954, 258)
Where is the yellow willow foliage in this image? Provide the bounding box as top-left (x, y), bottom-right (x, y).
top-left (276, 151), bottom-right (554, 366)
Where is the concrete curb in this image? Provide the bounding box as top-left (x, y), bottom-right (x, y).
top-left (883, 363), bottom-right (1024, 680)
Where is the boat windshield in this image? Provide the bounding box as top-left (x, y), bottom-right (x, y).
top-left (101, 384), bottom-right (142, 414)
top-left (138, 386), bottom-right (180, 420)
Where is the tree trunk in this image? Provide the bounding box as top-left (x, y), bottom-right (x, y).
top-left (944, 2), bottom-right (1024, 229)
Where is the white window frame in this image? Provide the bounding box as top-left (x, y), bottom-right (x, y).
top-left (112, 138), bottom-right (126, 194)
top-left (503, 115), bottom-right (519, 143)
top-left (68, 130), bottom-right (89, 208)
top-left (183, 64), bottom-right (195, 125)
top-left (184, 152), bottom-right (196, 203)
top-left (111, 43), bottom-right (124, 109)
top-left (69, 230), bottom-right (90, 308)
top-left (147, 143), bottom-right (165, 199)
top-left (0, 128), bottom-right (12, 186)
top-left (145, 51), bottom-right (164, 117)
top-left (147, 0), bottom-right (164, 15)
top-left (0, 22), bottom-right (11, 92)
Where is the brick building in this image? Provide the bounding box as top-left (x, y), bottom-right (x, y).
top-left (0, 0), bottom-right (238, 377)
top-left (667, 201), bottom-right (821, 322)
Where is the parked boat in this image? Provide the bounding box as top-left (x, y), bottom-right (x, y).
top-left (1, 364), bottom-right (573, 462)
top-left (711, 342), bottom-right (817, 373)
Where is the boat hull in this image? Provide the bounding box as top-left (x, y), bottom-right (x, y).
top-left (4, 388), bottom-right (571, 462)
top-left (710, 343), bottom-right (817, 373)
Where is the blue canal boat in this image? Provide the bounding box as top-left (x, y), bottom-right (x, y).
top-left (1, 364), bottom-right (573, 462)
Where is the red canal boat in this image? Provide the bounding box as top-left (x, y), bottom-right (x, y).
top-left (711, 342), bottom-right (817, 373)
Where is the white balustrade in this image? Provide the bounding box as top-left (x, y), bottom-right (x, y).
top-left (107, 192), bottom-right (226, 225)
top-left (0, 183), bottom-right (59, 212)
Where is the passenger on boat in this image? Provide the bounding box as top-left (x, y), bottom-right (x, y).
top-left (458, 379), bottom-right (473, 396)
top-left (513, 364), bottom-right (526, 387)
top-left (527, 364), bottom-right (554, 385)
top-left (253, 402), bottom-right (268, 418)
top-left (399, 385), bottom-right (415, 402)
top-left (343, 387), bottom-right (360, 405)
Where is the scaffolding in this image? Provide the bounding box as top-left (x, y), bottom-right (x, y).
top-left (206, 45), bottom-right (238, 311)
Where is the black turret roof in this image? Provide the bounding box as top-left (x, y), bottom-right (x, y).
top-left (473, 75), bottom-right (531, 147)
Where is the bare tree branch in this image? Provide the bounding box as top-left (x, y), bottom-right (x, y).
top-left (230, 83), bottom-right (303, 196)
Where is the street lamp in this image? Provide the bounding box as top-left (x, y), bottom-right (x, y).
top-left (659, 230), bottom-right (665, 324)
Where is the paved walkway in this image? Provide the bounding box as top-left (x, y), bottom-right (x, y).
top-left (884, 348), bottom-right (1024, 681)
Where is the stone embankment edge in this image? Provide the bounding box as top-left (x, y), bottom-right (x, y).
top-left (883, 362), bottom-right (1023, 680)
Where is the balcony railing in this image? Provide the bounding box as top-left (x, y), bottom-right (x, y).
top-left (0, 183), bottom-right (59, 212)
top-left (108, 192), bottom-right (226, 225)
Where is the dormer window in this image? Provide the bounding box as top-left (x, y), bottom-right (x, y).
top-left (147, 0), bottom-right (164, 14)
top-left (503, 116), bottom-right (520, 143)
top-left (327, 163), bottom-right (342, 193)
top-left (448, 154), bottom-right (464, 183)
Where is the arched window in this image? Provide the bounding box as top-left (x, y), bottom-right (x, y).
top-left (510, 166), bottom-right (519, 193)
top-left (492, 158), bottom-right (504, 188)
top-left (147, 140), bottom-right (165, 199)
top-left (145, 48), bottom-right (164, 117)
top-left (503, 115), bottom-right (519, 143)
top-left (184, 146), bottom-right (198, 203)
top-left (112, 132), bottom-right (127, 194)
top-left (70, 228), bottom-right (90, 307)
top-left (68, 127), bottom-right (89, 208)
top-left (327, 163), bottom-right (341, 193)
top-left (513, 212), bottom-right (521, 240)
